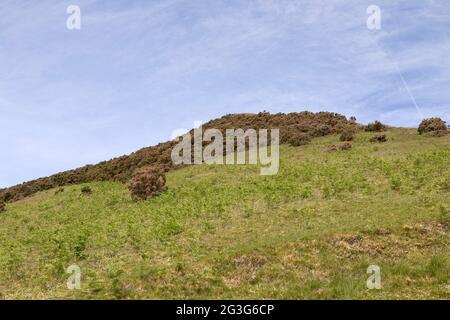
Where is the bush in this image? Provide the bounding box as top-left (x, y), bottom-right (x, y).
top-left (0, 201), bottom-right (5, 213)
top-left (287, 132), bottom-right (312, 147)
top-left (365, 120), bottom-right (386, 132)
top-left (418, 118), bottom-right (448, 136)
top-left (370, 134), bottom-right (387, 143)
top-left (340, 130), bottom-right (355, 142)
top-left (326, 145), bottom-right (337, 152)
top-left (312, 124), bottom-right (332, 137)
top-left (339, 142), bottom-right (352, 151)
top-left (128, 166), bottom-right (167, 201)
top-left (81, 186), bottom-right (92, 194)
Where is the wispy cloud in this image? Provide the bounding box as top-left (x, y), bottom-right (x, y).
top-left (1, 0), bottom-right (449, 187)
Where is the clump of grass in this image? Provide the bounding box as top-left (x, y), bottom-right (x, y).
top-left (439, 206), bottom-right (450, 225)
top-left (81, 186), bottom-right (92, 195)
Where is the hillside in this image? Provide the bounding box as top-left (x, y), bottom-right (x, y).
top-left (0, 112), bottom-right (357, 203)
top-left (0, 128), bottom-right (449, 299)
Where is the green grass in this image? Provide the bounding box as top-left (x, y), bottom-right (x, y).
top-left (0, 128), bottom-right (449, 299)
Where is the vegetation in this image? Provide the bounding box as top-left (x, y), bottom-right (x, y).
top-left (340, 130), bottom-right (355, 142)
top-left (418, 118), bottom-right (448, 136)
top-left (128, 166), bottom-right (167, 201)
top-left (339, 142), bottom-right (352, 150)
top-left (0, 128), bottom-right (449, 299)
top-left (0, 112), bottom-right (359, 204)
top-left (81, 186), bottom-right (92, 195)
top-left (370, 134), bottom-right (387, 143)
top-left (365, 121), bottom-right (387, 132)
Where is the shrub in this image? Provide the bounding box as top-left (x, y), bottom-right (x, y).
top-left (0, 201), bottom-right (5, 213)
top-left (365, 120), bottom-right (386, 132)
top-left (128, 166), bottom-right (167, 201)
top-left (312, 124), bottom-right (332, 137)
top-left (418, 118), bottom-right (448, 136)
top-left (370, 134), bottom-right (387, 143)
top-left (339, 142), bottom-right (352, 151)
top-left (326, 145), bottom-right (337, 152)
top-left (340, 130), bottom-right (355, 142)
top-left (287, 132), bottom-right (312, 147)
top-left (81, 186), bottom-right (92, 194)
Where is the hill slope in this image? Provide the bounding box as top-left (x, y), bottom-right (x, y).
top-left (0, 111), bottom-right (357, 203)
top-left (0, 128), bottom-right (449, 299)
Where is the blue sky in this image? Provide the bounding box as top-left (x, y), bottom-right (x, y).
top-left (1, 0), bottom-right (449, 187)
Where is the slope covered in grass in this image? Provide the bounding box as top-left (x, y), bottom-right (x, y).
top-left (0, 128), bottom-right (449, 299)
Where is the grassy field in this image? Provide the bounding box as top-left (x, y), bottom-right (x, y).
top-left (0, 128), bottom-right (449, 299)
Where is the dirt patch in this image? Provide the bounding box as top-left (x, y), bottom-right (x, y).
top-left (329, 222), bottom-right (448, 259)
top-left (223, 255), bottom-right (266, 288)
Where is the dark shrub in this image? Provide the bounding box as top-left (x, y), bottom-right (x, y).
top-left (128, 166), bottom-right (167, 201)
top-left (0, 201), bottom-right (5, 213)
top-left (340, 130), bottom-right (355, 142)
top-left (313, 124), bottom-right (332, 137)
top-left (288, 132), bottom-right (312, 146)
top-left (370, 134), bottom-right (387, 143)
top-left (365, 120), bottom-right (386, 132)
top-left (81, 186), bottom-right (92, 194)
top-left (339, 142), bottom-right (352, 151)
top-left (418, 117), bottom-right (448, 136)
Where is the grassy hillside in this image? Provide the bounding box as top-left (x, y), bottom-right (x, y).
top-left (0, 128), bottom-right (449, 299)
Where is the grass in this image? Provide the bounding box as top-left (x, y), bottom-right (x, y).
top-left (0, 128), bottom-right (449, 299)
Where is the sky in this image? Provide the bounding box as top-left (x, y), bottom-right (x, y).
top-left (1, 0), bottom-right (449, 188)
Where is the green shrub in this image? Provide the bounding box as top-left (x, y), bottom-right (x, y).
top-left (418, 117), bottom-right (448, 136)
top-left (0, 201), bottom-right (5, 213)
top-left (81, 186), bottom-right (92, 194)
